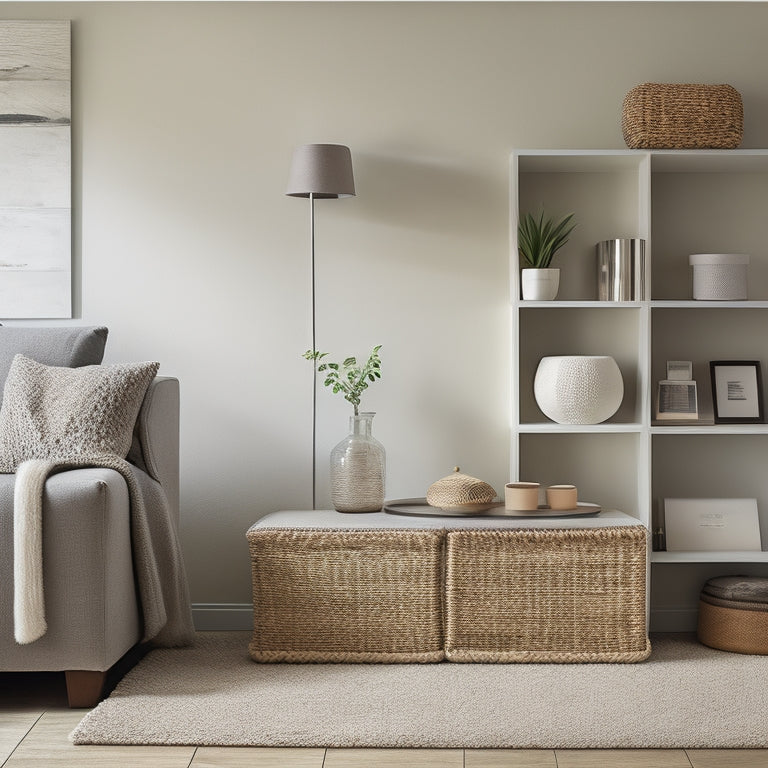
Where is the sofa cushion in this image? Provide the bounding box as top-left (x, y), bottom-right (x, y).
top-left (0, 326), bottom-right (108, 389)
top-left (0, 355), bottom-right (159, 469)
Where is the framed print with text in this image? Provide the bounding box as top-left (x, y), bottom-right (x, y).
top-left (710, 361), bottom-right (764, 424)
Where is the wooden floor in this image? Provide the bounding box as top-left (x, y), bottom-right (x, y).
top-left (1, 672), bottom-right (767, 767)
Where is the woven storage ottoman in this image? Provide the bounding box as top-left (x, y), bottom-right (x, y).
top-left (621, 83), bottom-right (743, 149)
top-left (444, 526), bottom-right (650, 663)
top-left (698, 576), bottom-right (768, 655)
top-left (247, 527), bottom-right (445, 663)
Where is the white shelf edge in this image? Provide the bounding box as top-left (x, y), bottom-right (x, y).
top-left (651, 424), bottom-right (768, 435)
top-left (519, 423), bottom-right (644, 434)
top-left (650, 300), bottom-right (768, 309)
top-left (650, 148), bottom-right (768, 173)
top-left (513, 149), bottom-right (768, 176)
top-left (652, 551), bottom-right (768, 564)
top-left (515, 300), bottom-right (768, 309)
top-left (517, 300), bottom-right (642, 309)
top-left (513, 149), bottom-right (645, 156)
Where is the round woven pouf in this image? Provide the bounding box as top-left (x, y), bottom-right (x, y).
top-left (698, 576), bottom-right (768, 655)
top-left (534, 355), bottom-right (624, 425)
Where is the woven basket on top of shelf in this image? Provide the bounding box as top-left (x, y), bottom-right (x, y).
top-left (621, 83), bottom-right (743, 149)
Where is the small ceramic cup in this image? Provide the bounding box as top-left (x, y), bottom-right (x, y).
top-left (505, 482), bottom-right (540, 511)
top-left (546, 484), bottom-right (578, 511)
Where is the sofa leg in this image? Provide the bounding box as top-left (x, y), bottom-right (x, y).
top-left (65, 670), bottom-right (107, 708)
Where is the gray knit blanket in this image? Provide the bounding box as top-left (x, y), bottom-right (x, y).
top-left (13, 454), bottom-right (195, 647)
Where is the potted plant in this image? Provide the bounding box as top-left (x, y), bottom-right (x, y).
top-left (303, 345), bottom-right (385, 512)
top-left (518, 209), bottom-right (576, 300)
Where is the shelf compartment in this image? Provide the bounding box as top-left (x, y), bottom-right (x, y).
top-left (650, 561), bottom-right (768, 632)
top-left (519, 306), bottom-right (643, 425)
top-left (651, 307), bottom-right (768, 424)
top-left (518, 432), bottom-right (643, 523)
top-left (652, 433), bottom-right (768, 553)
top-left (651, 163), bottom-right (768, 301)
top-left (514, 152), bottom-right (647, 302)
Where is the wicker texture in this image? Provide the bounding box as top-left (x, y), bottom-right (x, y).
top-left (426, 467), bottom-right (496, 508)
top-left (247, 527), bottom-right (445, 663)
top-left (622, 83), bottom-right (743, 149)
top-left (444, 526), bottom-right (650, 663)
top-left (698, 593), bottom-right (768, 655)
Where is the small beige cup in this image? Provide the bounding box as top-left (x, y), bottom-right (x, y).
top-left (505, 482), bottom-right (540, 511)
top-left (546, 484), bottom-right (578, 511)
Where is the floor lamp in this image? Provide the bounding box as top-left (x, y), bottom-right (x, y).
top-left (286, 143), bottom-right (356, 510)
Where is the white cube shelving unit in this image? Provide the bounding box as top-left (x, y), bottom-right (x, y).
top-left (510, 149), bottom-right (768, 631)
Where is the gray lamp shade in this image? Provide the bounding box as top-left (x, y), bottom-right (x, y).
top-left (286, 144), bottom-right (356, 199)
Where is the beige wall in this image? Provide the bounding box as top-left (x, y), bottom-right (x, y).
top-left (2, 2), bottom-right (767, 614)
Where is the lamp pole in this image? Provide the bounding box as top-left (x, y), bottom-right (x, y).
top-left (286, 144), bottom-right (356, 511)
top-left (310, 192), bottom-right (317, 510)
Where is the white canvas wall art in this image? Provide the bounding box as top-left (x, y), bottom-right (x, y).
top-left (0, 21), bottom-right (71, 318)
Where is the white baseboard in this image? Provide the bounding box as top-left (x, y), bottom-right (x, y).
top-left (650, 607), bottom-right (699, 633)
top-left (192, 603), bottom-right (253, 631)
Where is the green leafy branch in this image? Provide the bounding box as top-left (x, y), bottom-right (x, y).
top-left (303, 345), bottom-right (382, 415)
top-left (518, 209), bottom-right (577, 268)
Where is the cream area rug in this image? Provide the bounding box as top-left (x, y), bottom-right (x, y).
top-left (71, 631), bottom-right (768, 749)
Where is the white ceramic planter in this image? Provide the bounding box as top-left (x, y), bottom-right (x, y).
top-left (534, 355), bottom-right (624, 424)
top-left (521, 268), bottom-right (559, 301)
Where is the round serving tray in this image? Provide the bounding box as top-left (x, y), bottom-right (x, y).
top-left (383, 498), bottom-right (601, 519)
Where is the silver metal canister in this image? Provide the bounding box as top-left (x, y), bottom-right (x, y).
top-left (597, 239), bottom-right (645, 301)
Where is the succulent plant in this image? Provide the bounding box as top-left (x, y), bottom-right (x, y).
top-left (518, 209), bottom-right (576, 268)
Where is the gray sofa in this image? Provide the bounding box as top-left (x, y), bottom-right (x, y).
top-left (0, 327), bottom-right (180, 706)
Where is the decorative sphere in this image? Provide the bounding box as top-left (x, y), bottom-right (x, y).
top-left (534, 356), bottom-right (624, 424)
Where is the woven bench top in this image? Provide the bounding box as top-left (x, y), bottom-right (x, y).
top-left (249, 508), bottom-right (642, 534)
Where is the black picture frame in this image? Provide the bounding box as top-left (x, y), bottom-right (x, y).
top-left (710, 360), bottom-right (764, 424)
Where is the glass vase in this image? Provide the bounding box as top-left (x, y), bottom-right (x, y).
top-left (330, 412), bottom-right (385, 513)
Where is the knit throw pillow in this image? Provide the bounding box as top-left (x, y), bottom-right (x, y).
top-left (0, 354), bottom-right (159, 471)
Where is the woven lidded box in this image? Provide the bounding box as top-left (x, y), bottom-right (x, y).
top-left (622, 83), bottom-right (743, 149)
top-left (426, 467), bottom-right (496, 510)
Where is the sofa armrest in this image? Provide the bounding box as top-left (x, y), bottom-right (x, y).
top-left (0, 468), bottom-right (140, 672)
top-left (128, 377), bottom-right (180, 519)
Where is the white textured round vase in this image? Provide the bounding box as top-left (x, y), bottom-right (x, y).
top-left (534, 355), bottom-right (624, 425)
